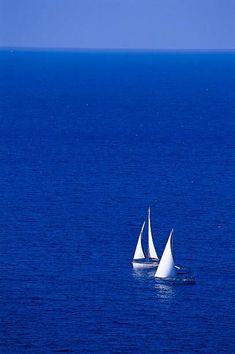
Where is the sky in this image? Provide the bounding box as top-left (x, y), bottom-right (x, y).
top-left (0, 0), bottom-right (235, 50)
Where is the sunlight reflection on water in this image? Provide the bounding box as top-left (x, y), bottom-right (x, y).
top-left (154, 283), bottom-right (175, 299)
top-left (132, 268), bottom-right (176, 301)
top-left (132, 268), bottom-right (155, 280)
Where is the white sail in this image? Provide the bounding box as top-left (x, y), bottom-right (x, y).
top-left (148, 208), bottom-right (159, 260)
top-left (155, 229), bottom-right (176, 278)
top-left (133, 221), bottom-right (146, 260)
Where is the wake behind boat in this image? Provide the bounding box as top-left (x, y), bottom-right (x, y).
top-left (132, 208), bottom-right (159, 268)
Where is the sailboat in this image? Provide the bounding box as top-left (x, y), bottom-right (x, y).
top-left (155, 229), bottom-right (195, 284)
top-left (132, 208), bottom-right (159, 268)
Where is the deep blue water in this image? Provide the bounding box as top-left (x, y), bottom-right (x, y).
top-left (0, 50), bottom-right (234, 353)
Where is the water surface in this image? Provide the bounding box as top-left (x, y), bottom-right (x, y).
top-left (0, 50), bottom-right (234, 353)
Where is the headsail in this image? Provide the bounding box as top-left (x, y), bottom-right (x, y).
top-left (155, 229), bottom-right (176, 278)
top-left (133, 221), bottom-right (146, 260)
top-left (148, 208), bottom-right (159, 260)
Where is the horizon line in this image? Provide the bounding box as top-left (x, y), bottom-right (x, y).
top-left (1, 46), bottom-right (235, 53)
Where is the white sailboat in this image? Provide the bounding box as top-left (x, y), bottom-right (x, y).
top-left (155, 229), bottom-right (195, 284)
top-left (132, 208), bottom-right (159, 268)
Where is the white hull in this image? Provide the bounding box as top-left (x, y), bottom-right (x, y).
top-left (132, 260), bottom-right (159, 269)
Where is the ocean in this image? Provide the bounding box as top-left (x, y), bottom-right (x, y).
top-left (0, 49), bottom-right (234, 353)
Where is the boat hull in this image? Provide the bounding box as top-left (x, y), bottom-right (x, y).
top-left (132, 260), bottom-right (159, 268)
top-left (155, 276), bottom-right (196, 285)
top-left (175, 266), bottom-right (189, 275)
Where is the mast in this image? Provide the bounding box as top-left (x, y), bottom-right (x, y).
top-left (147, 207), bottom-right (159, 260)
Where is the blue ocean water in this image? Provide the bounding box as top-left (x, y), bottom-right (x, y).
top-left (0, 50), bottom-right (234, 353)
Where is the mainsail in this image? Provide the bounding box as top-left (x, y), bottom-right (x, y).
top-left (147, 208), bottom-right (159, 260)
top-left (155, 229), bottom-right (176, 278)
top-left (133, 221), bottom-right (146, 260)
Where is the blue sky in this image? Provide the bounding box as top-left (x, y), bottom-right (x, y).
top-left (0, 0), bottom-right (234, 49)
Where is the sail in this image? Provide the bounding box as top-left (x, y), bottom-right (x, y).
top-left (155, 229), bottom-right (176, 278)
top-left (148, 208), bottom-right (159, 260)
top-left (133, 221), bottom-right (146, 260)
